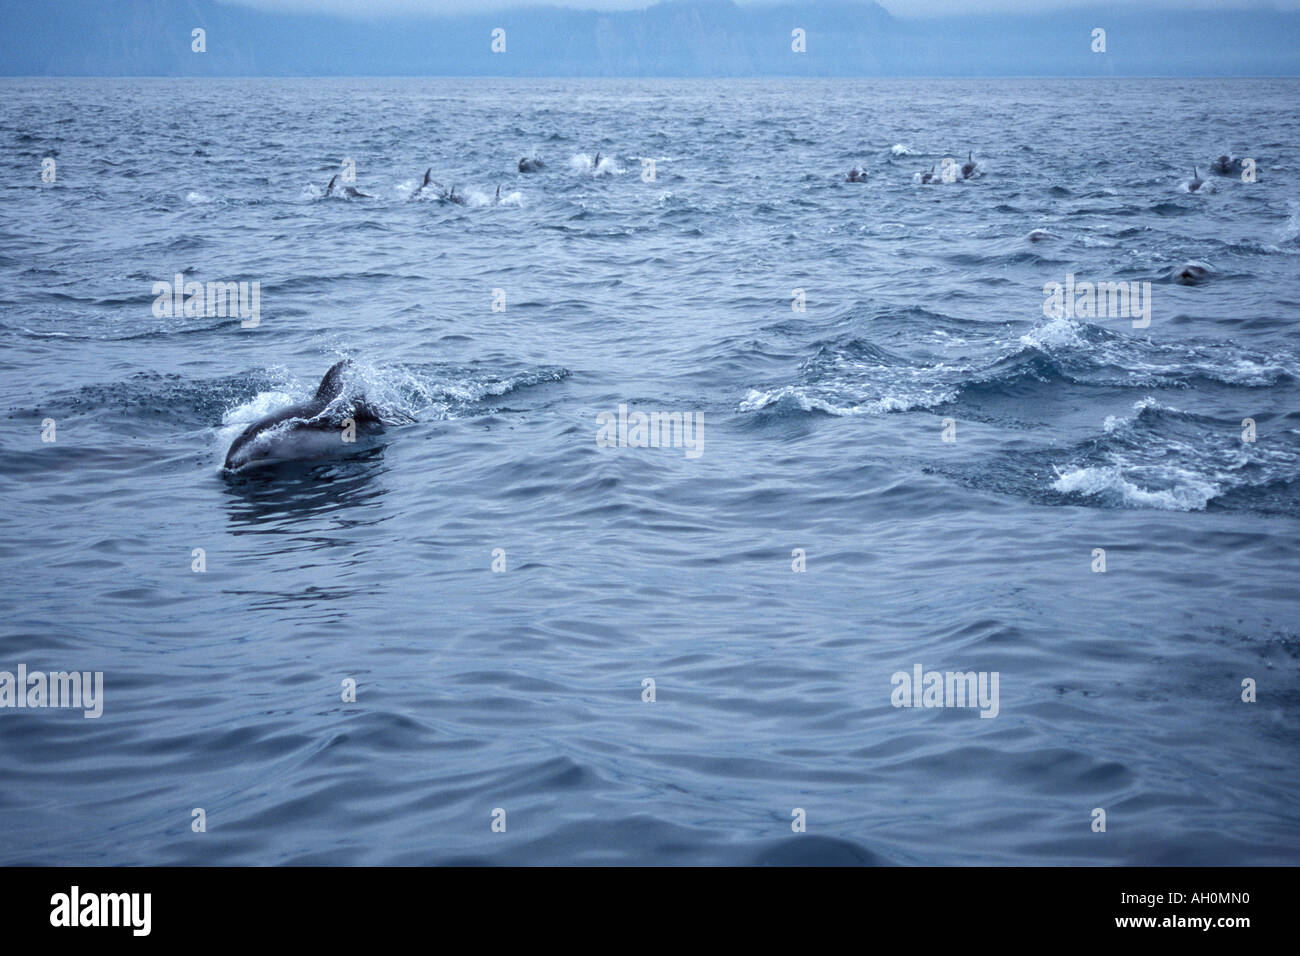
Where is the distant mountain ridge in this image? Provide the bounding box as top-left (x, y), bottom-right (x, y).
top-left (1, 0), bottom-right (1297, 76)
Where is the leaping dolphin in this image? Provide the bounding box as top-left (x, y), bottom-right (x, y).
top-left (1188, 167), bottom-right (1204, 192)
top-left (325, 175), bottom-right (372, 199)
top-left (920, 165), bottom-right (935, 184)
top-left (222, 360), bottom-right (385, 472)
top-left (518, 156), bottom-right (544, 173)
top-left (961, 152), bottom-right (976, 179)
top-left (846, 166), bottom-right (866, 182)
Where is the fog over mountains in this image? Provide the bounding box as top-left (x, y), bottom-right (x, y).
top-left (2, 0), bottom-right (1297, 76)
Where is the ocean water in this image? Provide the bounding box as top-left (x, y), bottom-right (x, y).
top-left (1, 77), bottom-right (1297, 866)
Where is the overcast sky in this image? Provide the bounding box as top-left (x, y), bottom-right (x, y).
top-left (221, 0), bottom-right (1300, 18)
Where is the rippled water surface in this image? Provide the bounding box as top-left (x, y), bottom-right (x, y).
top-left (1, 78), bottom-right (1298, 865)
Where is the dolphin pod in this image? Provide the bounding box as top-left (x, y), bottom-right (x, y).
top-left (322, 145), bottom-right (1254, 206)
top-left (320, 148), bottom-right (630, 206)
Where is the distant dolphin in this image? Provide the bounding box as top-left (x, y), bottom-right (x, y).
top-left (518, 156), bottom-right (544, 173)
top-left (961, 151), bottom-right (976, 179)
top-left (845, 166), bottom-right (866, 182)
top-left (1174, 263), bottom-right (1211, 285)
top-left (409, 167), bottom-right (436, 199)
top-left (1209, 155), bottom-right (1245, 177)
top-left (410, 169), bottom-right (467, 205)
top-left (920, 165), bottom-right (935, 184)
top-left (1188, 167), bottom-right (1204, 192)
top-left (223, 360), bottom-right (384, 471)
top-left (325, 174), bottom-right (371, 199)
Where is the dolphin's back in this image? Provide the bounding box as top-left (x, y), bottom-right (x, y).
top-left (223, 401), bottom-right (325, 470)
top-left (222, 360), bottom-right (388, 471)
top-left (315, 359), bottom-right (353, 402)
top-left (314, 359), bottom-right (383, 422)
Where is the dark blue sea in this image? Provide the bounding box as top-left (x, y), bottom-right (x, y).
top-left (1, 77), bottom-right (1298, 865)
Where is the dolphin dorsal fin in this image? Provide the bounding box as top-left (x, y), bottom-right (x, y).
top-left (423, 168), bottom-right (431, 187)
top-left (327, 174), bottom-right (337, 193)
top-left (315, 360), bottom-right (353, 403)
